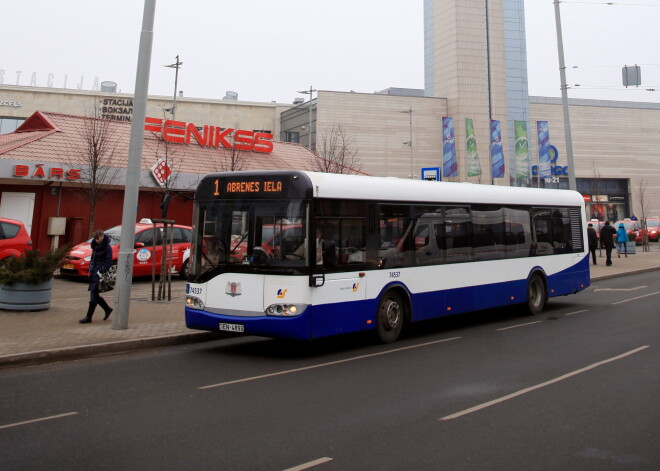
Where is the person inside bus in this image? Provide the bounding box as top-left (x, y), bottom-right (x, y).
top-left (287, 228), bottom-right (324, 264)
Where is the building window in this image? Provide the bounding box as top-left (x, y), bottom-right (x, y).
top-left (283, 131), bottom-right (299, 143)
top-left (0, 117), bottom-right (25, 135)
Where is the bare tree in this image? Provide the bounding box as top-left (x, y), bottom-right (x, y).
top-left (314, 123), bottom-right (361, 174)
top-left (215, 123), bottom-right (251, 172)
top-left (635, 177), bottom-right (650, 252)
top-left (216, 144), bottom-right (250, 172)
top-left (70, 103), bottom-right (120, 236)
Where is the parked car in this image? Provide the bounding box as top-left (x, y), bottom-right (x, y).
top-left (60, 219), bottom-right (192, 279)
top-left (634, 218), bottom-right (660, 244)
top-left (0, 217), bottom-right (32, 261)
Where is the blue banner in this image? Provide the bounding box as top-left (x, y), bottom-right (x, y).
top-left (490, 120), bottom-right (504, 178)
top-left (442, 117), bottom-right (458, 178)
top-left (536, 121), bottom-right (551, 179)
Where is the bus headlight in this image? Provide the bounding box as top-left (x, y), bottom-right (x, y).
top-left (265, 303), bottom-right (306, 317)
top-left (186, 296), bottom-right (205, 310)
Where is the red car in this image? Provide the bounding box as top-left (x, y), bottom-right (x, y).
top-left (0, 217), bottom-right (33, 261)
top-left (61, 219), bottom-right (192, 279)
top-left (634, 218), bottom-right (660, 244)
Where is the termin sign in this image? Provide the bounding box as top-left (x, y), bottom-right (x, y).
top-left (144, 118), bottom-right (274, 153)
top-left (13, 164), bottom-right (81, 180)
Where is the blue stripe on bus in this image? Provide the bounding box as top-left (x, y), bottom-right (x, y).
top-left (186, 256), bottom-right (591, 340)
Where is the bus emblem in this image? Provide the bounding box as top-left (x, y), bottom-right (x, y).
top-left (277, 289), bottom-right (287, 298)
top-left (352, 283), bottom-right (360, 292)
top-left (225, 281), bottom-right (242, 297)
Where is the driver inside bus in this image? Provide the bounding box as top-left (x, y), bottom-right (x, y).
top-left (286, 228), bottom-right (324, 264)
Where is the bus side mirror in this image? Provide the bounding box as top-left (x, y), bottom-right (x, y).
top-left (311, 273), bottom-right (325, 287)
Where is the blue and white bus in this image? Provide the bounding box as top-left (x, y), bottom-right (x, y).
top-left (185, 171), bottom-right (589, 342)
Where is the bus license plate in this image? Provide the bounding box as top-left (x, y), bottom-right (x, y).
top-left (219, 322), bottom-right (244, 333)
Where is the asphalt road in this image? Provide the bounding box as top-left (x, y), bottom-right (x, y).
top-left (1, 273), bottom-right (658, 470)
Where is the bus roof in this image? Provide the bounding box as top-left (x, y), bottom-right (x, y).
top-left (301, 171), bottom-right (584, 207)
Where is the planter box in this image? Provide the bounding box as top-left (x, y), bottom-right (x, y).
top-left (0, 280), bottom-right (53, 311)
top-left (623, 241), bottom-right (636, 255)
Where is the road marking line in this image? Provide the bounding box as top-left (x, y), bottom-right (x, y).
top-left (0, 412), bottom-right (78, 430)
top-left (594, 286), bottom-right (647, 292)
top-left (198, 337), bottom-right (462, 390)
top-left (564, 309), bottom-right (589, 316)
top-left (283, 457), bottom-right (333, 471)
top-left (496, 321), bottom-right (543, 331)
top-left (439, 346), bottom-right (649, 421)
top-left (612, 291), bottom-right (660, 305)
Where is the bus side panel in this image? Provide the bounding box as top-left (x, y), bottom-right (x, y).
top-left (546, 254), bottom-right (590, 297)
top-left (309, 299), bottom-right (377, 339)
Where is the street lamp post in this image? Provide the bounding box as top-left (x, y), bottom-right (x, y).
top-left (164, 55), bottom-right (183, 120)
top-left (553, 1), bottom-right (576, 191)
top-left (297, 86), bottom-right (317, 149)
top-left (400, 107), bottom-right (414, 178)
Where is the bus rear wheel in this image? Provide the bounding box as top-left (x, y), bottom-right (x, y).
top-left (376, 291), bottom-right (405, 343)
top-left (526, 273), bottom-right (547, 315)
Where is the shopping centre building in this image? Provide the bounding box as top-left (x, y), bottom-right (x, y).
top-left (2, 0), bottom-right (660, 252)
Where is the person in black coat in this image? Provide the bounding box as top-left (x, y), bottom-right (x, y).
top-left (587, 223), bottom-right (598, 265)
top-left (79, 230), bottom-right (113, 324)
top-left (599, 221), bottom-right (617, 266)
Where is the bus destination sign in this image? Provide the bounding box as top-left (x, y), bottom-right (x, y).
top-left (214, 179), bottom-right (283, 196)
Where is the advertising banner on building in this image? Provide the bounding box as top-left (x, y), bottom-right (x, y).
top-left (489, 119), bottom-right (504, 178)
top-left (465, 118), bottom-right (481, 177)
top-left (536, 121), bottom-right (551, 179)
top-left (514, 120), bottom-right (530, 178)
top-left (442, 117), bottom-right (458, 178)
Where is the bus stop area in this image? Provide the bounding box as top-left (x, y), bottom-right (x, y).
top-left (1, 247), bottom-right (660, 369)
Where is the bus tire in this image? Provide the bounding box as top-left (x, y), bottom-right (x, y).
top-left (526, 273), bottom-right (547, 315)
top-left (376, 291), bottom-right (405, 343)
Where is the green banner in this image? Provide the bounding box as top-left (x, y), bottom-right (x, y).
top-left (514, 120), bottom-right (530, 179)
top-left (465, 118), bottom-right (481, 177)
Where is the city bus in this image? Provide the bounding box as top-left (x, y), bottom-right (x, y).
top-left (185, 171), bottom-right (590, 343)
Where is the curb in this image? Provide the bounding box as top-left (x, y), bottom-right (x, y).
top-left (0, 331), bottom-right (222, 370)
top-left (590, 265), bottom-right (660, 282)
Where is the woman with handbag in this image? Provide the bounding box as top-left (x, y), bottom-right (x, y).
top-left (79, 230), bottom-right (113, 324)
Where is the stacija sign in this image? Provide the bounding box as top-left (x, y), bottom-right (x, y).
top-left (144, 117), bottom-right (273, 153)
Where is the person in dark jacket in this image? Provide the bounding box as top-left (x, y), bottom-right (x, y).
top-left (587, 223), bottom-right (599, 265)
top-left (599, 221), bottom-right (617, 266)
top-left (79, 230), bottom-right (113, 323)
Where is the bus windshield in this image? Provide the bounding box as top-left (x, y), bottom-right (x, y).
top-left (189, 199), bottom-right (308, 281)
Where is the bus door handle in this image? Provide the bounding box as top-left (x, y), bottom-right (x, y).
top-left (311, 273), bottom-right (325, 287)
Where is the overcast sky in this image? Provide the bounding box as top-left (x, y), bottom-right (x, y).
top-left (2, 1), bottom-right (659, 104)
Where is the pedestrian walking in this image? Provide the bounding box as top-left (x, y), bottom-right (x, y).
top-left (587, 223), bottom-right (598, 265)
top-left (79, 230), bottom-right (113, 324)
top-left (616, 223), bottom-right (628, 258)
top-left (599, 221), bottom-right (616, 266)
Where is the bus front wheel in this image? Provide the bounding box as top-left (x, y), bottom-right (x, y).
top-left (376, 291), bottom-right (404, 343)
top-left (526, 273), bottom-right (547, 315)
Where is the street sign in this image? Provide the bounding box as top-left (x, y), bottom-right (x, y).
top-left (421, 167), bottom-right (440, 181)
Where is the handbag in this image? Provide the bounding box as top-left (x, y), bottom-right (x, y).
top-left (97, 270), bottom-right (115, 293)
